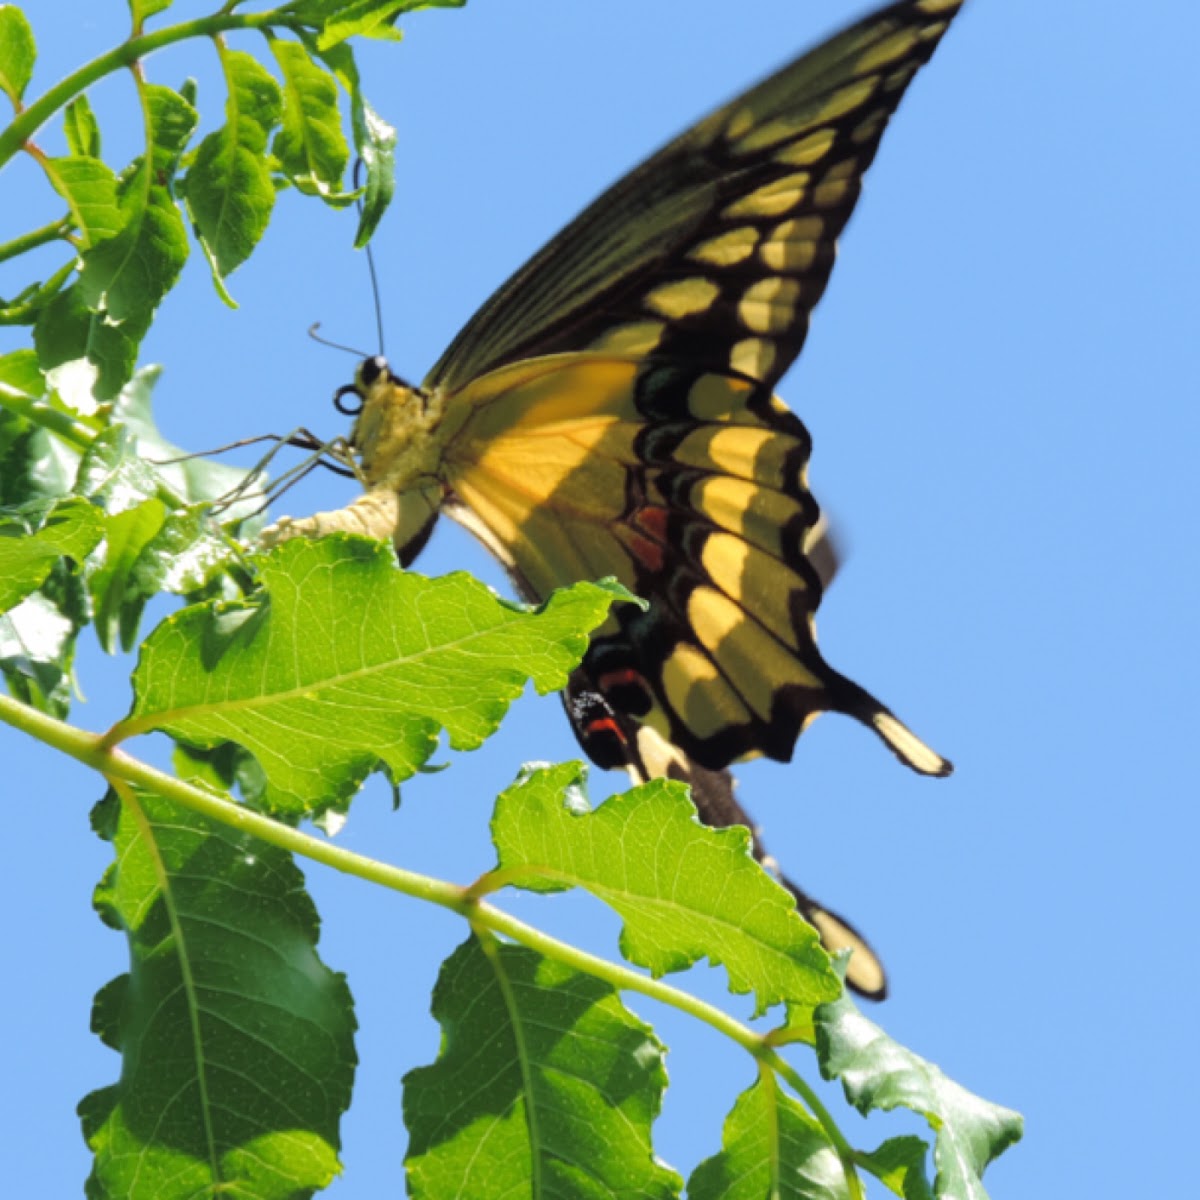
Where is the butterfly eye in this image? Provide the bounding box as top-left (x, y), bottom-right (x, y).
top-left (333, 384), bottom-right (364, 416)
top-left (358, 355), bottom-right (388, 387)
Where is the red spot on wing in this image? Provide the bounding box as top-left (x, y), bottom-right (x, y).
top-left (623, 504), bottom-right (671, 573)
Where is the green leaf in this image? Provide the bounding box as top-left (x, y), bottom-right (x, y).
top-left (64, 93), bottom-right (102, 157)
top-left (0, 570), bottom-right (89, 715)
top-left (269, 39), bottom-right (351, 201)
top-left (0, 495), bottom-right (103, 614)
top-left (79, 84), bottom-right (195, 322)
top-left (34, 284), bottom-right (138, 401)
top-left (0, 5), bottom-right (35, 105)
top-left (128, 0), bottom-right (173, 26)
top-left (491, 763), bottom-right (841, 1013)
top-left (70, 84), bottom-right (196, 396)
top-left (302, 0), bottom-right (406, 50)
top-left (815, 993), bottom-right (1023, 1200)
top-left (185, 49), bottom-right (281, 296)
top-left (404, 934), bottom-right (681, 1200)
top-left (122, 537), bottom-right (626, 815)
top-left (43, 155), bottom-right (121, 250)
top-left (304, 38), bottom-right (395, 242)
top-left (689, 1074), bottom-right (849, 1200)
top-left (856, 1137), bottom-right (934, 1200)
top-left (0, 347), bottom-right (45, 404)
top-left (80, 788), bottom-right (356, 1200)
top-left (89, 495), bottom-right (167, 651)
top-left (353, 97), bottom-right (395, 245)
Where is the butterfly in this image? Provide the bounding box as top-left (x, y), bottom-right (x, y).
top-left (268, 0), bottom-right (966, 996)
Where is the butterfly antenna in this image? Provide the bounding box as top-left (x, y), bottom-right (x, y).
top-left (307, 322), bottom-right (371, 358)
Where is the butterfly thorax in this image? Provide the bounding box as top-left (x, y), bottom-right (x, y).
top-left (350, 362), bottom-right (465, 495)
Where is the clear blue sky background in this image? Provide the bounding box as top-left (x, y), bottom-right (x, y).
top-left (3, 0), bottom-right (1198, 1195)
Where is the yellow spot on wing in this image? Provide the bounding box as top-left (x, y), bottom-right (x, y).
top-left (739, 277), bottom-right (801, 334)
top-left (815, 78), bottom-right (878, 123)
top-left (589, 320), bottom-right (665, 356)
top-left (724, 173), bottom-right (811, 219)
top-left (730, 337), bottom-right (777, 380)
top-left (661, 641), bottom-right (750, 739)
top-left (645, 277), bottom-right (721, 319)
top-left (856, 29), bottom-right (920, 75)
top-left (689, 226), bottom-right (761, 266)
top-left (759, 217), bottom-right (820, 271)
top-left (774, 128), bottom-right (836, 167)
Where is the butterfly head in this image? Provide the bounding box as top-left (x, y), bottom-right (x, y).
top-left (335, 356), bottom-right (449, 491)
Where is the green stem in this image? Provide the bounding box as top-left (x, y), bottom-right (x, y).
top-left (768, 1050), bottom-right (864, 1200)
top-left (0, 8), bottom-right (296, 170)
top-left (0, 382), bottom-right (97, 451)
top-left (0, 692), bottom-right (767, 1053)
top-left (0, 216), bottom-right (72, 262)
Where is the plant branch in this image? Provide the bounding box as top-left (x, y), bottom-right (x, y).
top-left (0, 216), bottom-right (72, 262)
top-left (0, 7), bottom-right (297, 170)
top-left (0, 381), bottom-right (97, 450)
top-left (0, 691), bottom-right (841, 1081)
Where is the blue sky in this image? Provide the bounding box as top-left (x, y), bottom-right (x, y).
top-left (3, 0), bottom-right (1198, 1195)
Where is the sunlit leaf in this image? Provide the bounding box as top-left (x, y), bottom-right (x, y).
top-left (119, 537), bottom-right (626, 815)
top-left (404, 934), bottom-right (680, 1199)
top-left (43, 155), bottom-right (121, 249)
top-left (185, 49), bottom-right (281, 294)
top-left (64, 93), bottom-right (102, 158)
top-left (0, 495), bottom-right (103, 614)
top-left (270, 39), bottom-right (350, 200)
top-left (492, 763), bottom-right (840, 1012)
top-left (0, 4), bottom-right (35, 105)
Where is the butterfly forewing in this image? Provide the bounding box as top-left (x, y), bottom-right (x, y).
top-left (426, 0), bottom-right (964, 395)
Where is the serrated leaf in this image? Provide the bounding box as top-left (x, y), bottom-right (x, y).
top-left (79, 84), bottom-right (195, 322)
top-left (815, 994), bottom-right (1023, 1200)
top-left (0, 4), bottom-right (35, 105)
top-left (492, 763), bottom-right (840, 1013)
top-left (81, 788), bottom-right (356, 1200)
top-left (270, 39), bottom-right (350, 201)
top-left (185, 49), bottom-right (281, 292)
top-left (43, 155), bottom-right (121, 249)
top-left (64, 93), bottom-right (102, 157)
top-left (69, 84), bottom-right (195, 395)
top-left (404, 934), bottom-right (681, 1200)
top-left (0, 495), bottom-right (103, 613)
top-left (856, 1137), bottom-right (934, 1200)
top-left (120, 537), bottom-right (626, 815)
top-left (689, 1074), bottom-right (848, 1200)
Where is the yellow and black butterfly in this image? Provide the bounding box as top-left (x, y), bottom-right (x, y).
top-left (269, 0), bottom-right (965, 996)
